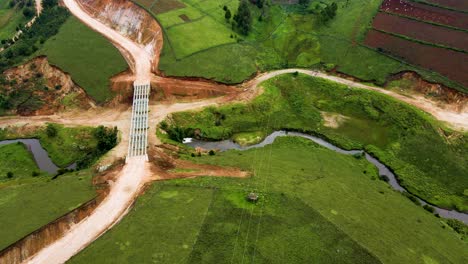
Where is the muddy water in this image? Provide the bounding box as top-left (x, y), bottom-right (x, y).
top-left (185, 131), bottom-right (468, 223)
top-left (0, 139), bottom-right (76, 174)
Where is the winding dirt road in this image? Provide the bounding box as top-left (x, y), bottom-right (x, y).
top-left (250, 69), bottom-right (468, 130)
top-left (8, 0), bottom-right (467, 263)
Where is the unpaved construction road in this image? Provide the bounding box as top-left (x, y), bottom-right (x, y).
top-left (251, 69), bottom-right (468, 130)
top-left (10, 0), bottom-right (468, 263)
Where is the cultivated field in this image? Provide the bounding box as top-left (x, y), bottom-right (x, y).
top-left (380, 0), bottom-right (468, 30)
top-left (371, 12), bottom-right (467, 51)
top-left (365, 29), bottom-right (468, 86)
top-left (36, 17), bottom-right (128, 103)
top-left (422, 0), bottom-right (468, 11)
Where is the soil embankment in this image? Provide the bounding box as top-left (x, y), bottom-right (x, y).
top-left (2, 57), bottom-right (94, 115)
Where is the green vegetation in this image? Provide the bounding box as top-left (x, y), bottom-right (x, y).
top-left (0, 143), bottom-right (45, 181)
top-left (0, 124), bottom-right (118, 168)
top-left (0, 2), bottom-right (68, 70)
top-left (71, 137), bottom-right (467, 263)
top-left (0, 169), bottom-right (96, 250)
top-left (136, 0), bottom-right (465, 91)
top-left (0, 0), bottom-right (31, 40)
top-left (163, 73), bottom-right (468, 210)
top-left (36, 16), bottom-right (128, 103)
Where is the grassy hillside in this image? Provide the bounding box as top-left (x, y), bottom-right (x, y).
top-left (36, 16), bottom-right (128, 103)
top-left (163, 73), bottom-right (468, 211)
top-left (71, 137), bottom-right (467, 263)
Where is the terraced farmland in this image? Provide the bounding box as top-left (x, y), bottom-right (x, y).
top-left (365, 0), bottom-right (468, 87)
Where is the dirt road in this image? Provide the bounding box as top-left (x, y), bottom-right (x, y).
top-left (249, 69), bottom-right (468, 130)
top-left (62, 0), bottom-right (152, 85)
top-left (26, 156), bottom-right (149, 264)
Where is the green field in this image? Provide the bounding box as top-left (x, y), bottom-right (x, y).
top-left (0, 143), bottom-right (46, 181)
top-left (36, 16), bottom-right (128, 103)
top-left (136, 0), bottom-right (466, 91)
top-left (0, 169), bottom-right (96, 250)
top-left (0, 0), bottom-right (29, 40)
top-left (71, 137), bottom-right (467, 263)
top-left (163, 73), bottom-right (468, 211)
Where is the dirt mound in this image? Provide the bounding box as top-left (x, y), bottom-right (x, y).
top-left (387, 72), bottom-right (468, 113)
top-left (1, 57), bottom-right (94, 116)
top-left (78, 0), bottom-right (163, 72)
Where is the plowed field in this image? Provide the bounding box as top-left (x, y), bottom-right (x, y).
top-left (381, 0), bottom-right (468, 30)
top-left (372, 12), bottom-right (468, 51)
top-left (365, 29), bottom-right (468, 86)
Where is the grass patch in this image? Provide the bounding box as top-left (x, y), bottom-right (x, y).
top-left (232, 131), bottom-right (265, 146)
top-left (0, 170), bottom-right (96, 250)
top-left (71, 137), bottom-right (468, 263)
top-left (166, 16), bottom-right (235, 58)
top-left (36, 16), bottom-right (128, 103)
top-left (69, 185), bottom-right (214, 264)
top-left (0, 143), bottom-right (46, 181)
top-left (164, 73), bottom-right (468, 210)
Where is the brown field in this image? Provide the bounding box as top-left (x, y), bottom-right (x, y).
top-left (380, 0), bottom-right (468, 30)
top-left (372, 12), bottom-right (468, 51)
top-left (365, 29), bottom-right (468, 86)
top-left (150, 0), bottom-right (185, 14)
top-left (424, 0), bottom-right (468, 11)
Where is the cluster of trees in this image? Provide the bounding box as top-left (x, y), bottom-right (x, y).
top-left (317, 2), bottom-right (338, 24)
top-left (0, 1), bottom-right (68, 71)
top-left (223, 0), bottom-right (266, 36)
top-left (76, 126), bottom-right (118, 169)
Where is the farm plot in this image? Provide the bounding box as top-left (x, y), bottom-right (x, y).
top-left (149, 0), bottom-right (186, 14)
top-left (380, 0), bottom-right (468, 30)
top-left (372, 12), bottom-right (468, 51)
top-left (422, 0), bottom-right (468, 11)
top-left (365, 29), bottom-right (468, 86)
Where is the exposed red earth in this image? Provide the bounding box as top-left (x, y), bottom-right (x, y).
top-left (380, 0), bottom-right (468, 30)
top-left (365, 29), bottom-right (468, 87)
top-left (424, 0), bottom-right (468, 11)
top-left (372, 12), bottom-right (468, 51)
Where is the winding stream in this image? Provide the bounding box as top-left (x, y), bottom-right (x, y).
top-left (0, 139), bottom-right (76, 174)
top-left (185, 131), bottom-right (468, 223)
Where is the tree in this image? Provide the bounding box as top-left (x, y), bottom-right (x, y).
top-left (225, 8), bottom-right (232, 21)
top-left (23, 7), bottom-right (34, 18)
top-left (299, 0), bottom-right (310, 7)
top-left (234, 0), bottom-right (252, 35)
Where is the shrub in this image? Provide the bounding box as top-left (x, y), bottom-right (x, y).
top-left (446, 219), bottom-right (468, 235)
top-left (423, 204), bottom-right (435, 213)
top-left (209, 150), bottom-right (216, 156)
top-left (6, 172), bottom-right (14, 178)
top-left (379, 175), bottom-right (390, 182)
top-left (32, 171), bottom-right (40, 177)
top-left (46, 123), bottom-right (58, 137)
top-left (403, 192), bottom-right (420, 206)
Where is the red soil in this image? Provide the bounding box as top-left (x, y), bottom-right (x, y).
top-left (424, 0), bottom-right (468, 11)
top-left (364, 29), bottom-right (468, 86)
top-left (380, 0), bottom-right (468, 30)
top-left (372, 12), bottom-right (468, 51)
